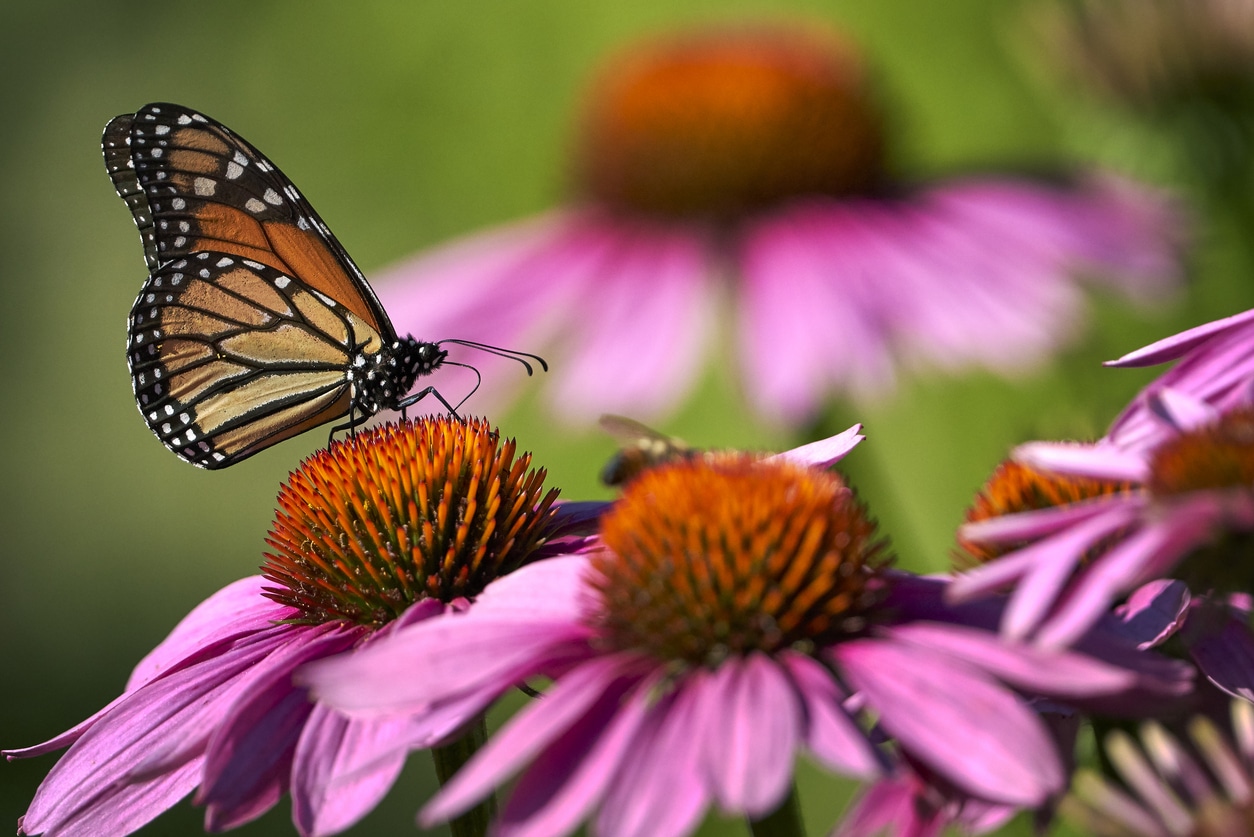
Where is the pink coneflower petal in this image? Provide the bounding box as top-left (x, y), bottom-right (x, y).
top-left (738, 211), bottom-right (890, 419)
top-left (1114, 579), bottom-right (1191, 649)
top-left (17, 624), bottom-right (300, 835)
top-left (884, 622), bottom-right (1152, 698)
top-left (198, 627), bottom-right (359, 831)
top-left (951, 501), bottom-right (1143, 605)
top-left (594, 673), bottom-right (710, 837)
top-left (769, 422), bottom-right (864, 469)
top-left (1037, 507), bottom-right (1221, 649)
top-left (779, 651), bottom-right (884, 778)
top-left (290, 708), bottom-right (413, 837)
top-left (420, 654), bottom-right (650, 829)
top-left (1013, 441), bottom-right (1150, 482)
top-left (128, 576), bottom-right (283, 691)
top-left (1146, 388), bottom-right (1221, 434)
top-left (1108, 308), bottom-right (1254, 367)
top-left (702, 653), bottom-right (802, 817)
top-left (1188, 616), bottom-right (1254, 702)
top-left (549, 225), bottom-right (711, 421)
top-left (301, 561), bottom-right (595, 715)
top-left (832, 775), bottom-right (948, 837)
top-left (833, 638), bottom-right (1064, 806)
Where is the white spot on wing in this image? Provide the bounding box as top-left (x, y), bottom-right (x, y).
top-left (193, 177), bottom-right (216, 196)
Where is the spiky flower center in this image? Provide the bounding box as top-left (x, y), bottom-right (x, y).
top-left (574, 24), bottom-right (887, 218)
top-left (262, 417), bottom-right (559, 627)
top-left (1148, 407), bottom-right (1254, 497)
top-left (958, 459), bottom-right (1134, 566)
top-left (587, 454), bottom-right (889, 667)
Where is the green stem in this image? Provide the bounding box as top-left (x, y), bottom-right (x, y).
top-left (749, 783), bottom-right (807, 837)
top-left (430, 717), bottom-right (497, 837)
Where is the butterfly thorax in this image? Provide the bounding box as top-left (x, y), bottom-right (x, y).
top-left (348, 337), bottom-right (448, 415)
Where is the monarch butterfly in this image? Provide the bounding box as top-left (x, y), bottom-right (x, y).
top-left (103, 102), bottom-right (544, 469)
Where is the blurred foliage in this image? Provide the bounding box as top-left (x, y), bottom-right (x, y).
top-left (2, 0), bottom-right (1251, 835)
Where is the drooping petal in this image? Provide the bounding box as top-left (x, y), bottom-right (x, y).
top-left (1113, 580), bottom-right (1191, 649)
top-left (303, 557), bottom-right (596, 714)
top-left (420, 652), bottom-right (651, 827)
top-left (1145, 388), bottom-right (1220, 434)
top-left (290, 706), bottom-right (413, 837)
top-left (595, 672), bottom-right (711, 837)
top-left (700, 654), bottom-right (802, 818)
top-left (198, 625), bottom-right (358, 831)
top-left (547, 222), bottom-right (713, 422)
top-left (17, 624), bottom-right (298, 836)
top-left (833, 638), bottom-right (1064, 806)
top-left (1189, 616), bottom-right (1254, 703)
top-left (1036, 507), bottom-right (1221, 648)
top-left (778, 652), bottom-right (884, 778)
top-left (128, 576), bottom-right (292, 691)
top-left (881, 622), bottom-right (1158, 700)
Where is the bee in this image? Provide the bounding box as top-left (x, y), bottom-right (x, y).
top-left (598, 415), bottom-right (701, 487)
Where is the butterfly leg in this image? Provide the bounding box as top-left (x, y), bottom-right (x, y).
top-left (327, 409), bottom-right (371, 447)
top-left (398, 386), bottom-right (464, 421)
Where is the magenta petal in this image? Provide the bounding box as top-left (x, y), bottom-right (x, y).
top-left (421, 653), bottom-right (651, 828)
top-left (779, 652), bottom-right (883, 779)
top-left (881, 623), bottom-right (1152, 699)
top-left (290, 706), bottom-right (411, 837)
top-left (1114, 580), bottom-right (1191, 649)
top-left (956, 495), bottom-right (1142, 549)
top-left (305, 617), bottom-right (590, 715)
top-left (1036, 508), bottom-right (1219, 648)
top-left (1146, 388), bottom-right (1220, 433)
top-left (700, 654), bottom-right (801, 817)
top-left (1013, 441), bottom-right (1150, 482)
top-left (548, 226), bottom-right (712, 422)
top-left (128, 576), bottom-right (290, 691)
top-left (832, 776), bottom-right (946, 837)
top-left (198, 625), bottom-right (356, 831)
top-left (21, 759), bottom-right (203, 837)
top-left (833, 638), bottom-right (1064, 806)
top-left (1107, 308), bottom-right (1254, 367)
top-left (595, 675), bottom-right (710, 837)
top-left (1189, 617), bottom-right (1254, 702)
top-left (17, 625), bottom-right (297, 835)
top-left (770, 424), bottom-right (864, 469)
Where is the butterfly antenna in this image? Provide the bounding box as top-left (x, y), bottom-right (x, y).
top-left (443, 361), bottom-right (484, 413)
top-left (439, 339), bottom-right (549, 376)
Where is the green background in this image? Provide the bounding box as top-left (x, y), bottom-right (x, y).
top-left (2, 1), bottom-right (1249, 835)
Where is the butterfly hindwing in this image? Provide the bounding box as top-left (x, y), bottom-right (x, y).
top-left (128, 250), bottom-right (384, 468)
top-left (103, 103), bottom-right (394, 335)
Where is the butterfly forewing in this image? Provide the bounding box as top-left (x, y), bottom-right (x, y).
top-left (103, 103), bottom-right (394, 335)
top-left (128, 251), bottom-right (383, 468)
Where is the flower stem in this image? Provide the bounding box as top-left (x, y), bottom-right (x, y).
top-left (430, 717), bottom-right (497, 837)
top-left (749, 784), bottom-right (807, 837)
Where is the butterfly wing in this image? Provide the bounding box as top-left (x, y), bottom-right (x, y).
top-left (129, 250), bottom-right (385, 468)
top-left (102, 102), bottom-right (396, 339)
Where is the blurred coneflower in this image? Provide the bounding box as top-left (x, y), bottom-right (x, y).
top-left (1063, 699), bottom-right (1254, 836)
top-left (305, 433), bottom-right (1192, 837)
top-left (1026, 0), bottom-right (1254, 201)
top-left (380, 21), bottom-right (1182, 426)
top-left (5, 417), bottom-right (589, 837)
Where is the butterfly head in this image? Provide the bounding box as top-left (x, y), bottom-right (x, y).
top-left (349, 337), bottom-right (447, 416)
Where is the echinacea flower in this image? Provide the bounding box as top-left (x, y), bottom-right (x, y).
top-left (304, 435), bottom-right (1192, 837)
top-left (5, 416), bottom-right (583, 837)
top-left (1063, 699), bottom-right (1254, 837)
top-left (379, 21), bottom-right (1182, 426)
top-left (1106, 307), bottom-right (1254, 451)
top-left (951, 390), bottom-right (1254, 663)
